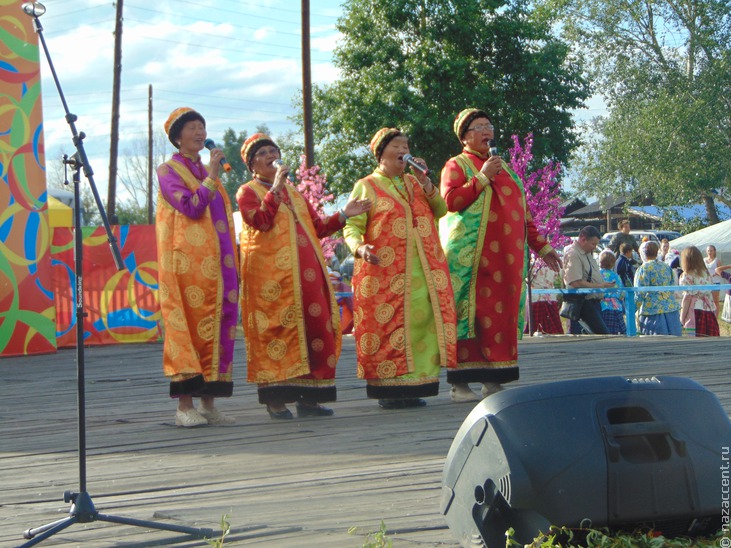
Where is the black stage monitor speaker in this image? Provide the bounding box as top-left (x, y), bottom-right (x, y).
top-left (441, 376), bottom-right (731, 547)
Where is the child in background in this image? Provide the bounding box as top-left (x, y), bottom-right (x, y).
top-left (679, 246), bottom-right (719, 337)
top-left (599, 250), bottom-right (626, 335)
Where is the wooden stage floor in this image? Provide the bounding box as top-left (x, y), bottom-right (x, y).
top-left (1, 335), bottom-right (729, 547)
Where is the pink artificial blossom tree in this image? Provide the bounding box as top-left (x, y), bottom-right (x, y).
top-left (295, 155), bottom-right (343, 261)
top-left (508, 133), bottom-right (570, 257)
top-left (509, 134), bottom-right (571, 334)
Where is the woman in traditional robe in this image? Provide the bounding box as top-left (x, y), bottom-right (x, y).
top-left (237, 134), bottom-right (370, 419)
top-left (344, 128), bottom-right (457, 409)
top-left (156, 107), bottom-right (238, 427)
top-left (440, 108), bottom-right (561, 403)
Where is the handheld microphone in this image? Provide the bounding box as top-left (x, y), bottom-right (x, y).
top-left (272, 159), bottom-right (295, 181)
top-left (402, 154), bottom-right (429, 176)
top-left (487, 139), bottom-right (499, 158)
top-left (203, 139), bottom-right (231, 172)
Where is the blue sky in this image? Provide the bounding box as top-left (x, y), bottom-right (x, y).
top-left (36, 0), bottom-right (344, 195)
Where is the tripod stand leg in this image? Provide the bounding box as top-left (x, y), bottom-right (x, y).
top-left (97, 513), bottom-right (214, 537)
top-left (21, 516), bottom-right (78, 547)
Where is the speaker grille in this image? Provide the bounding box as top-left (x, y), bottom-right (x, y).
top-left (498, 474), bottom-right (512, 504)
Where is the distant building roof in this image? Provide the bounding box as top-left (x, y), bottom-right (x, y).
top-left (630, 204), bottom-right (731, 222)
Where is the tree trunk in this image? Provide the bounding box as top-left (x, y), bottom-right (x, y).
top-left (703, 194), bottom-right (720, 224)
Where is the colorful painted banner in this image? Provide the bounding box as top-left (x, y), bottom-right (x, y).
top-left (52, 225), bottom-right (161, 347)
top-left (0, 0), bottom-right (57, 356)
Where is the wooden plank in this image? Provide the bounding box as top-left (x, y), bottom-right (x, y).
top-left (1, 335), bottom-right (729, 546)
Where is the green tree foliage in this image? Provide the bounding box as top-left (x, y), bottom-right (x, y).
top-left (548, 0), bottom-right (731, 222)
top-left (307, 0), bottom-right (590, 195)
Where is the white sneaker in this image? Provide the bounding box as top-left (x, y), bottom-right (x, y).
top-left (175, 408), bottom-right (208, 427)
top-left (197, 406), bottom-right (235, 425)
top-left (481, 383), bottom-right (503, 398)
top-left (450, 384), bottom-right (481, 403)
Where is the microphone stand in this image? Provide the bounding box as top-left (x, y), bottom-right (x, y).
top-left (19, 3), bottom-right (213, 545)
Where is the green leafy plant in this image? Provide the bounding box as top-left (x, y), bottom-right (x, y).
top-left (205, 512), bottom-right (231, 548)
top-left (349, 520), bottom-right (393, 548)
top-left (506, 525), bottom-right (726, 547)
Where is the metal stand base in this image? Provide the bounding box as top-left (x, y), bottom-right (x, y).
top-left (21, 491), bottom-right (213, 547)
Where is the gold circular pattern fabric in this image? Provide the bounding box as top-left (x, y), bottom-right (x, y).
top-left (172, 250), bottom-right (191, 274)
top-left (168, 308), bottom-right (187, 331)
top-left (184, 224), bottom-right (207, 246)
top-left (184, 285), bottom-right (205, 308)
top-left (359, 275), bottom-right (380, 298)
top-left (391, 218), bottom-right (407, 239)
top-left (360, 332), bottom-right (381, 355)
top-left (275, 247), bottom-right (291, 270)
top-left (200, 256), bottom-right (219, 280)
top-left (389, 273), bottom-right (405, 295)
top-left (389, 327), bottom-right (405, 350)
top-left (431, 269), bottom-right (449, 291)
top-left (197, 317), bottom-right (215, 340)
top-left (458, 246), bottom-right (474, 267)
top-left (375, 302), bottom-right (395, 324)
top-left (377, 246), bottom-right (396, 267)
top-left (266, 339), bottom-right (287, 360)
top-left (376, 360), bottom-right (397, 378)
top-left (416, 216), bottom-right (432, 238)
top-left (261, 280), bottom-right (282, 302)
top-left (280, 305), bottom-right (297, 328)
top-left (254, 310), bottom-right (269, 333)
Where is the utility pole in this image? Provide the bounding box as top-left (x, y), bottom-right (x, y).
top-left (107, 0), bottom-right (124, 223)
top-left (301, 0), bottom-right (314, 168)
top-left (147, 84), bottom-right (153, 225)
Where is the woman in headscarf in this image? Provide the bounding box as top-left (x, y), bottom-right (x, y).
top-left (237, 134), bottom-right (370, 419)
top-left (344, 128), bottom-right (457, 409)
top-left (156, 107), bottom-right (238, 427)
top-left (440, 108), bottom-right (561, 403)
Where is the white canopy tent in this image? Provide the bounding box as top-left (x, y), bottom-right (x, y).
top-left (668, 219), bottom-right (731, 266)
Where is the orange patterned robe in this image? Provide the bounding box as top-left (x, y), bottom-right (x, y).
top-left (345, 171), bottom-right (457, 399)
top-left (156, 155), bottom-right (239, 397)
top-left (237, 180), bottom-right (343, 404)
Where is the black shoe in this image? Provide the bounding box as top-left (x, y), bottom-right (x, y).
top-left (403, 398), bottom-right (427, 408)
top-left (378, 398), bottom-right (405, 409)
top-left (296, 402), bottom-right (334, 418)
top-left (266, 406), bottom-right (293, 420)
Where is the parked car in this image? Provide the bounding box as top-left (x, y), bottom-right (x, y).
top-left (602, 229), bottom-right (681, 246)
top-left (339, 253), bottom-right (354, 280)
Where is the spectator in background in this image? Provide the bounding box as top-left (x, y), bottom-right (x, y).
top-left (599, 250), bottom-right (626, 335)
top-left (634, 241), bottom-right (682, 336)
top-left (658, 238), bottom-right (670, 262)
top-left (608, 219), bottom-right (639, 255)
top-left (704, 245), bottom-right (724, 315)
top-left (616, 242), bottom-right (638, 287)
top-left (679, 246), bottom-right (719, 337)
top-left (526, 258), bottom-right (563, 335)
top-left (563, 226), bottom-right (614, 334)
top-left (715, 264), bottom-right (731, 324)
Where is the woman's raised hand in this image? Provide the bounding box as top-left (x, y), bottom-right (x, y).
top-left (343, 198), bottom-right (371, 218)
top-left (358, 244), bottom-right (380, 265)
